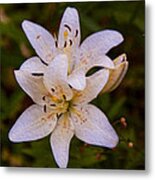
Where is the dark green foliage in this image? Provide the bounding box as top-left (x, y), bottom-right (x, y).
top-left (0, 1), bottom-right (145, 169)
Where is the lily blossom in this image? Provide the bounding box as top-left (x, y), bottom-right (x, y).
top-left (9, 54), bottom-right (118, 168)
top-left (21, 7), bottom-right (124, 90)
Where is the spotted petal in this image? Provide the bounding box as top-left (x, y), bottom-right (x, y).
top-left (58, 7), bottom-right (81, 49)
top-left (72, 69), bottom-right (109, 105)
top-left (43, 54), bottom-right (73, 101)
top-left (9, 104), bottom-right (57, 142)
top-left (14, 70), bottom-right (48, 105)
top-left (22, 20), bottom-right (56, 64)
top-left (71, 104), bottom-right (118, 148)
top-left (50, 114), bottom-right (74, 168)
top-left (80, 30), bottom-right (124, 63)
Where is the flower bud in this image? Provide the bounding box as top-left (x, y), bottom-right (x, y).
top-left (128, 142), bottom-right (134, 148)
top-left (101, 54), bottom-right (128, 93)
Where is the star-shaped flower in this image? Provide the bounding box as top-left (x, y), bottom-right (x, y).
top-left (9, 54), bottom-right (118, 168)
top-left (21, 7), bottom-right (126, 91)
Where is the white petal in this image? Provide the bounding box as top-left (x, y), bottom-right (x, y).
top-left (78, 55), bottom-right (114, 73)
top-left (20, 56), bottom-right (46, 73)
top-left (80, 30), bottom-right (124, 61)
top-left (67, 68), bottom-right (86, 90)
top-left (50, 114), bottom-right (74, 168)
top-left (22, 20), bottom-right (56, 64)
top-left (9, 104), bottom-right (57, 142)
top-left (58, 7), bottom-right (81, 48)
top-left (43, 54), bottom-right (73, 101)
top-left (14, 70), bottom-right (48, 105)
top-left (72, 69), bottom-right (109, 105)
top-left (71, 104), bottom-right (118, 148)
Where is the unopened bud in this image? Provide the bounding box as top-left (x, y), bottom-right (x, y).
top-left (128, 142), bottom-right (134, 148)
top-left (120, 117), bottom-right (126, 123)
top-left (120, 117), bottom-right (127, 128)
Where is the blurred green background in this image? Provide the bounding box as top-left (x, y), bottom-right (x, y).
top-left (0, 1), bottom-right (145, 169)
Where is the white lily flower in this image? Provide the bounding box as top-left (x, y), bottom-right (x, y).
top-left (9, 54), bottom-right (119, 168)
top-left (21, 7), bottom-right (124, 91)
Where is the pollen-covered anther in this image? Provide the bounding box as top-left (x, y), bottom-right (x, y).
top-left (64, 24), bottom-right (71, 32)
top-left (64, 30), bottom-right (68, 39)
top-left (43, 105), bottom-right (47, 113)
top-left (75, 29), bottom-right (78, 37)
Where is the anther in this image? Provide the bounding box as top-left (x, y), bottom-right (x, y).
top-left (31, 73), bottom-right (44, 76)
top-left (50, 104), bottom-right (56, 107)
top-left (63, 94), bottom-right (66, 100)
top-left (64, 41), bottom-right (67, 48)
top-left (64, 30), bottom-right (68, 39)
top-left (51, 88), bottom-right (55, 92)
top-left (69, 39), bottom-right (73, 46)
top-left (43, 105), bottom-right (47, 113)
top-left (69, 84), bottom-right (73, 89)
top-left (64, 24), bottom-right (71, 32)
top-left (75, 29), bottom-right (78, 37)
top-left (55, 40), bottom-right (58, 48)
top-left (42, 96), bottom-right (46, 101)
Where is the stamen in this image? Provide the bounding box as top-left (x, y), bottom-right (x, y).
top-left (42, 96), bottom-right (46, 101)
top-left (31, 73), bottom-right (44, 76)
top-left (75, 29), bottom-right (78, 37)
top-left (43, 105), bottom-right (47, 113)
top-left (55, 40), bottom-right (58, 48)
top-left (69, 39), bottom-right (73, 46)
top-left (64, 41), bottom-right (67, 48)
top-left (64, 24), bottom-right (71, 32)
top-left (62, 94), bottom-right (66, 100)
top-left (51, 88), bottom-right (55, 93)
top-left (56, 113), bottom-right (62, 119)
top-left (50, 104), bottom-right (56, 107)
top-left (69, 84), bottom-right (73, 89)
top-left (64, 30), bottom-right (68, 39)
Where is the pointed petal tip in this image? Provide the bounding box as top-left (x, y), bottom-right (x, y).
top-left (65, 6), bottom-right (78, 12)
top-left (108, 133), bottom-right (119, 149)
top-left (14, 70), bottom-right (23, 81)
top-left (14, 70), bottom-right (20, 77)
top-left (57, 161), bottom-right (68, 168)
top-left (8, 128), bottom-right (19, 143)
top-left (8, 129), bottom-right (13, 142)
top-left (106, 29), bottom-right (124, 45)
top-left (22, 20), bottom-right (30, 30)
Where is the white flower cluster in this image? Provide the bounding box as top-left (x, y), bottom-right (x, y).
top-left (9, 7), bottom-right (128, 168)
